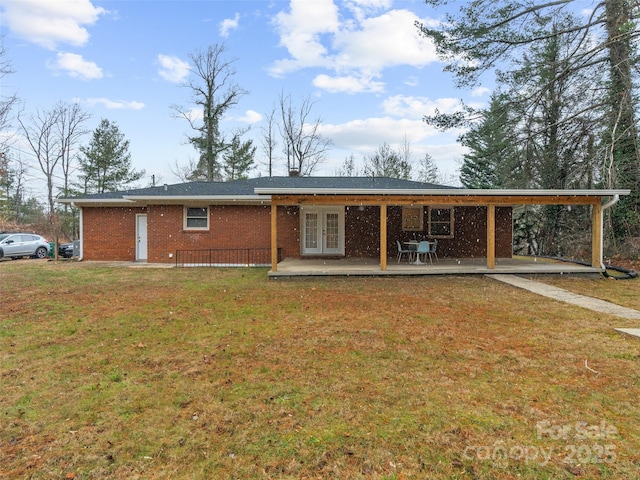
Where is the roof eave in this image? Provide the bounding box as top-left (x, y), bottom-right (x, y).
top-left (56, 198), bottom-right (137, 207)
top-left (254, 187), bottom-right (631, 196)
top-left (121, 195), bottom-right (270, 205)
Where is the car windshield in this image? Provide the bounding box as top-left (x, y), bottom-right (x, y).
top-left (0, 234), bottom-right (10, 241)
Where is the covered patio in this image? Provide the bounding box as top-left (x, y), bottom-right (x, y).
top-left (260, 187), bottom-right (630, 277)
top-left (268, 256), bottom-right (602, 277)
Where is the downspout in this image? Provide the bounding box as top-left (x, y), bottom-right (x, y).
top-left (72, 203), bottom-right (84, 261)
top-left (599, 194), bottom-right (619, 269)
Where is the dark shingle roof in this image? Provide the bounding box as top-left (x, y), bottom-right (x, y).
top-left (61, 176), bottom-right (457, 201)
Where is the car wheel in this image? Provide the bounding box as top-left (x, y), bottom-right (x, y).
top-left (35, 247), bottom-right (48, 259)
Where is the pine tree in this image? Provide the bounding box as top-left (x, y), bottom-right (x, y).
top-left (418, 0), bottom-right (640, 238)
top-left (222, 135), bottom-right (256, 180)
top-left (76, 119), bottom-right (144, 193)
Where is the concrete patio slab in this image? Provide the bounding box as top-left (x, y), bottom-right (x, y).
top-left (269, 257), bottom-right (601, 277)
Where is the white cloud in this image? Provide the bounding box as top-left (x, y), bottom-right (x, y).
top-left (157, 54), bottom-right (190, 83)
top-left (320, 116), bottom-right (439, 152)
top-left (471, 86), bottom-right (491, 97)
top-left (236, 110), bottom-right (262, 124)
top-left (269, 2), bottom-right (440, 93)
top-left (86, 98), bottom-right (144, 110)
top-left (381, 95), bottom-right (464, 119)
top-left (47, 52), bottom-right (103, 80)
top-left (332, 9), bottom-right (438, 71)
top-left (220, 13), bottom-right (240, 38)
top-left (317, 115), bottom-right (465, 180)
top-left (344, 0), bottom-right (392, 22)
top-left (312, 73), bottom-right (384, 94)
top-left (269, 0), bottom-right (340, 76)
top-left (404, 76), bottom-right (419, 87)
top-left (2, 0), bottom-right (107, 49)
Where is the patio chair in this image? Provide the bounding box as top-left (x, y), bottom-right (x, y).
top-left (416, 241), bottom-right (432, 265)
top-left (396, 240), bottom-right (413, 263)
top-left (428, 239), bottom-right (438, 263)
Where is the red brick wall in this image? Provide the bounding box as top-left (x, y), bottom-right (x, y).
top-left (146, 205), bottom-right (274, 262)
top-left (341, 205), bottom-right (512, 259)
top-left (440, 206), bottom-right (512, 258)
top-left (277, 206), bottom-right (300, 259)
top-left (345, 206), bottom-right (380, 256)
top-left (82, 204), bottom-right (301, 263)
top-left (81, 203), bottom-right (512, 263)
top-left (82, 206), bottom-right (146, 261)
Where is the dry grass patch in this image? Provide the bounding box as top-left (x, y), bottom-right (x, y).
top-left (1, 261), bottom-right (639, 479)
top-left (533, 274), bottom-right (640, 311)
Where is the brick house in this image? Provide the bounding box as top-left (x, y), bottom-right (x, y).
top-left (58, 176), bottom-right (628, 273)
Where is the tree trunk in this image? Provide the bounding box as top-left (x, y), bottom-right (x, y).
top-left (604, 0), bottom-right (640, 237)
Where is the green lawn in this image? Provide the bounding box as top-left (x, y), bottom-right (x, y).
top-left (1, 261), bottom-right (639, 479)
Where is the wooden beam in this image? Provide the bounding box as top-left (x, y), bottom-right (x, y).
top-left (487, 204), bottom-right (495, 269)
top-left (592, 202), bottom-right (603, 268)
top-left (271, 194), bottom-right (601, 207)
top-left (380, 203), bottom-right (387, 271)
top-left (271, 203), bottom-right (278, 272)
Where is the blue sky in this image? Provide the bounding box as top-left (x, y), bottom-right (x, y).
top-left (1, 0), bottom-right (492, 198)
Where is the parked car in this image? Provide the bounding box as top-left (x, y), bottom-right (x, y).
top-left (58, 242), bottom-right (74, 258)
top-left (0, 233), bottom-right (50, 260)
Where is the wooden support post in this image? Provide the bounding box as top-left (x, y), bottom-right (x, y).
top-left (271, 203), bottom-right (278, 272)
top-left (380, 203), bottom-right (387, 271)
top-left (487, 204), bottom-right (495, 269)
top-left (592, 201), bottom-right (602, 268)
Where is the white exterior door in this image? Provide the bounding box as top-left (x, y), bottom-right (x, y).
top-left (136, 214), bottom-right (148, 261)
top-left (301, 207), bottom-right (344, 255)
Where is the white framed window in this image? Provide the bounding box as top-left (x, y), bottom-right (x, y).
top-left (428, 206), bottom-right (454, 238)
top-left (184, 206), bottom-right (209, 230)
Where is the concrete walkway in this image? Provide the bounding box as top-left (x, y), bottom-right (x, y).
top-left (487, 274), bottom-right (640, 320)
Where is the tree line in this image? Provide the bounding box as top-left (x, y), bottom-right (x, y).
top-left (1, 0), bottom-right (638, 257)
top-left (0, 40), bottom-right (438, 240)
top-left (417, 0), bottom-right (639, 256)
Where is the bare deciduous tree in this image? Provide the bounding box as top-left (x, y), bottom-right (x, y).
top-left (18, 107), bottom-right (61, 215)
top-left (278, 92), bottom-right (332, 176)
top-left (18, 101), bottom-right (89, 217)
top-left (261, 106), bottom-right (278, 177)
top-left (0, 38), bottom-right (18, 154)
top-left (363, 143), bottom-right (412, 179)
top-left (170, 157), bottom-right (198, 183)
top-left (57, 102), bottom-right (90, 199)
top-left (335, 154), bottom-right (360, 177)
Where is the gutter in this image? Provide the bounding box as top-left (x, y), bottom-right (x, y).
top-left (254, 187), bottom-right (630, 196)
top-left (600, 194), bottom-right (619, 269)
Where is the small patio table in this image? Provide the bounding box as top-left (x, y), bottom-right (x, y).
top-left (404, 241), bottom-right (430, 265)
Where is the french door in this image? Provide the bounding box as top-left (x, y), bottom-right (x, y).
top-left (301, 207), bottom-right (344, 255)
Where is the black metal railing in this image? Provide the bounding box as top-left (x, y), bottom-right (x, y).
top-left (175, 247), bottom-right (281, 267)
